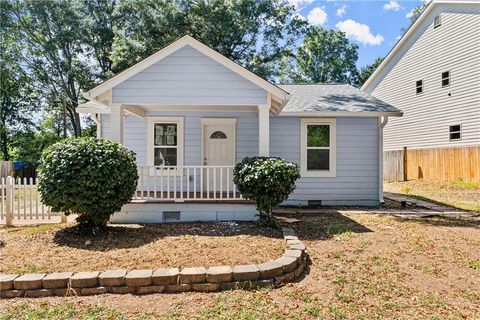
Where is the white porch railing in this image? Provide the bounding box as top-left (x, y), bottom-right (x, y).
top-left (134, 165), bottom-right (243, 201)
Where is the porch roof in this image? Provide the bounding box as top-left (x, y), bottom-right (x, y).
top-left (279, 84), bottom-right (402, 117)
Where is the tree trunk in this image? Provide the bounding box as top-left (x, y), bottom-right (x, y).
top-left (74, 111), bottom-right (82, 137)
top-left (0, 127), bottom-right (9, 160)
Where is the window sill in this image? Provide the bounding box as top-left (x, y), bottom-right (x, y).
top-left (301, 170), bottom-right (336, 178)
top-left (147, 167), bottom-right (184, 177)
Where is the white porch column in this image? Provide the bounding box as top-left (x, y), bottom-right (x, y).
top-left (258, 104), bottom-right (270, 156)
top-left (110, 105), bottom-right (124, 144)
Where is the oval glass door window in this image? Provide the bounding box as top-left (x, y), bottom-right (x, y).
top-left (210, 131), bottom-right (227, 139)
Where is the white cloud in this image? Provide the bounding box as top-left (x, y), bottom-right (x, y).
top-left (406, 10), bottom-right (414, 18)
top-left (396, 35), bottom-right (401, 40)
top-left (384, 0), bottom-right (401, 11)
top-left (336, 5), bottom-right (347, 17)
top-left (307, 7), bottom-right (328, 26)
top-left (288, 0), bottom-right (314, 9)
top-left (336, 19), bottom-right (384, 45)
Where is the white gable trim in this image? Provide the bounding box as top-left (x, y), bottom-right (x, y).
top-left (361, 0), bottom-right (479, 93)
top-left (86, 35), bottom-right (288, 104)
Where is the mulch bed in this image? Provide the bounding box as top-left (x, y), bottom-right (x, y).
top-left (0, 222), bottom-right (285, 274)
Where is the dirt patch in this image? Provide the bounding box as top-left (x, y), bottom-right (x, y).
top-left (385, 180), bottom-right (480, 212)
top-left (1, 211), bottom-right (479, 319)
top-left (0, 222), bottom-right (284, 273)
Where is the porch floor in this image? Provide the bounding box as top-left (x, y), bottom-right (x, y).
top-left (133, 191), bottom-right (252, 204)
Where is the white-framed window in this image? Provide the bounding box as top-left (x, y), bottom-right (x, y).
top-left (441, 71), bottom-right (450, 87)
top-left (300, 118), bottom-right (336, 177)
top-left (449, 124), bottom-right (461, 141)
top-left (147, 117), bottom-right (184, 170)
top-left (416, 80), bottom-right (423, 94)
top-left (434, 14), bottom-right (441, 28)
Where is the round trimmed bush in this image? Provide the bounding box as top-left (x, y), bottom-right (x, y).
top-left (233, 157), bottom-right (300, 226)
top-left (38, 137), bottom-right (138, 232)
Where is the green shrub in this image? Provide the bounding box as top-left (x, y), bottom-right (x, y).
top-left (233, 156), bottom-right (300, 226)
top-left (38, 138), bottom-right (138, 233)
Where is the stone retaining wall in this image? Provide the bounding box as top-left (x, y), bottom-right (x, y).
top-left (0, 228), bottom-right (307, 298)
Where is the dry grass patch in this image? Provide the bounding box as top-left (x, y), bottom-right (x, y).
top-left (0, 222), bottom-right (284, 274)
top-left (385, 179), bottom-right (480, 212)
top-left (2, 211), bottom-right (479, 319)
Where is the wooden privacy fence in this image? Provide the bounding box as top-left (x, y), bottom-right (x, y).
top-left (384, 146), bottom-right (480, 182)
top-left (0, 176), bottom-right (63, 226)
top-left (383, 149), bottom-right (405, 182)
top-left (0, 161), bottom-right (13, 179)
top-left (0, 161), bottom-right (37, 181)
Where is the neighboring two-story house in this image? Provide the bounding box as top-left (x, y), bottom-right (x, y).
top-left (362, 0), bottom-right (480, 182)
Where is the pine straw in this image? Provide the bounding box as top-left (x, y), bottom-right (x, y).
top-left (0, 222), bottom-right (285, 274)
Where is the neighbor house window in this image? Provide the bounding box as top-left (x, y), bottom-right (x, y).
top-left (442, 71), bottom-right (450, 87)
top-left (300, 118), bottom-right (336, 177)
top-left (416, 80), bottom-right (423, 94)
top-left (449, 125), bottom-right (461, 141)
top-left (434, 14), bottom-right (441, 28)
top-left (147, 117), bottom-right (184, 170)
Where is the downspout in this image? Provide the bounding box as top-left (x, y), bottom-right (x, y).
top-left (378, 116), bottom-right (389, 203)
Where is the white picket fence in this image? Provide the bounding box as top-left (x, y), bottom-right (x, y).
top-left (0, 176), bottom-right (63, 226)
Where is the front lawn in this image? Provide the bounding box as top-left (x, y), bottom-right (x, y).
top-left (1, 211), bottom-right (479, 319)
top-left (385, 179), bottom-right (480, 212)
top-left (0, 222), bottom-right (284, 274)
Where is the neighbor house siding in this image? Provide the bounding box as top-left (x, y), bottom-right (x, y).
top-left (365, 3), bottom-right (480, 151)
top-left (111, 45), bottom-right (267, 105)
top-left (270, 117), bottom-right (379, 205)
top-left (100, 110), bottom-right (259, 166)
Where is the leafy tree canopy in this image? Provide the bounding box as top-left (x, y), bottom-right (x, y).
top-left (111, 0), bottom-right (308, 79)
top-left (0, 0), bottom-right (36, 160)
top-left (279, 27), bottom-right (359, 85)
top-left (357, 57), bottom-right (383, 87)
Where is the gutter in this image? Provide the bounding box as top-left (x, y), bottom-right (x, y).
top-left (378, 116), bottom-right (389, 203)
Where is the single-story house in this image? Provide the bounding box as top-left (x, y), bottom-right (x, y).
top-left (78, 35), bottom-right (402, 223)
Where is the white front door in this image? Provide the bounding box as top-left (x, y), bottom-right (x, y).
top-left (203, 123), bottom-right (235, 192)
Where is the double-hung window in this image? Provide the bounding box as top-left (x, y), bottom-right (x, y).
top-left (147, 117), bottom-right (184, 171)
top-left (300, 118), bottom-right (336, 177)
top-left (449, 124), bottom-right (461, 141)
top-left (416, 80), bottom-right (423, 94)
top-left (441, 71), bottom-right (450, 87)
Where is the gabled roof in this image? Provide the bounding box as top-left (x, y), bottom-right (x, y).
top-left (279, 84), bottom-right (402, 116)
top-left (361, 0), bottom-right (479, 93)
top-left (85, 35), bottom-right (289, 105)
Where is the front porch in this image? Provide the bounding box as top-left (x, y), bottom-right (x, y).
top-left (133, 165), bottom-right (247, 203)
top-left (112, 165), bottom-right (258, 223)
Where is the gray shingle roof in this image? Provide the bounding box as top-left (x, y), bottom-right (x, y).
top-left (278, 84), bottom-right (402, 114)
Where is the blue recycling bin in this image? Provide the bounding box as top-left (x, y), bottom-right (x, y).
top-left (13, 161), bottom-right (25, 169)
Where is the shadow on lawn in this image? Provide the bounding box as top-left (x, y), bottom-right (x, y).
top-left (53, 221), bottom-right (284, 251)
top-left (278, 211), bottom-right (373, 241)
top-left (392, 215), bottom-right (480, 229)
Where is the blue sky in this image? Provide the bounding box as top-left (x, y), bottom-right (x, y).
top-left (290, 0), bottom-right (427, 67)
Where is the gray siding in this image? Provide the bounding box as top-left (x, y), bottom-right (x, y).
top-left (365, 3), bottom-right (480, 150)
top-left (270, 117), bottom-right (379, 205)
top-left (101, 114), bottom-right (379, 205)
top-left (101, 110), bottom-right (258, 166)
top-left (112, 45), bottom-right (267, 105)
